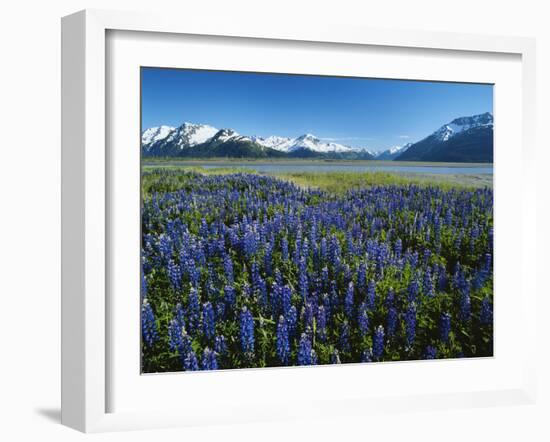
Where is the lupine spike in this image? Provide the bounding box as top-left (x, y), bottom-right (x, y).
top-left (373, 326), bottom-right (385, 360)
top-left (141, 298), bottom-right (158, 348)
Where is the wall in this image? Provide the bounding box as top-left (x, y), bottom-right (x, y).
top-left (0, 1), bottom-right (547, 441)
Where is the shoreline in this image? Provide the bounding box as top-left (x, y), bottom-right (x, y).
top-left (142, 158), bottom-right (493, 169)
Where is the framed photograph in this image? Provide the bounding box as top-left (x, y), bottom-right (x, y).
top-left (61, 9), bottom-right (537, 432)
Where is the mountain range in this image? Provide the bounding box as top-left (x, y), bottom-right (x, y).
top-left (394, 112), bottom-right (493, 162)
top-left (141, 112), bottom-right (493, 163)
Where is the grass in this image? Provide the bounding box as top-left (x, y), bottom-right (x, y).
top-left (142, 165), bottom-right (492, 194)
top-left (142, 164), bottom-right (251, 175)
top-left (272, 171), bottom-right (491, 192)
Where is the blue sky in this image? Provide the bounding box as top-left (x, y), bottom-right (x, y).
top-left (141, 68), bottom-right (493, 152)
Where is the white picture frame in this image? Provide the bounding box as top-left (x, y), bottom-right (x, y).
top-left (61, 9), bottom-right (537, 433)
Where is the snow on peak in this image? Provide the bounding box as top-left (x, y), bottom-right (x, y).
top-left (213, 128), bottom-right (253, 143)
top-left (434, 112), bottom-right (493, 142)
top-left (292, 134), bottom-right (355, 153)
top-left (387, 145), bottom-right (404, 155)
top-left (250, 135), bottom-right (294, 152)
top-left (252, 133), bottom-right (355, 153)
top-left (143, 122), bottom-right (364, 154)
top-left (375, 143), bottom-right (412, 159)
top-left (141, 125), bottom-right (175, 146)
top-left (165, 122), bottom-right (219, 148)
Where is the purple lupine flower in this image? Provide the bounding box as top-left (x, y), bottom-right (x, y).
top-left (394, 238), bottom-right (402, 259)
top-left (373, 326), bottom-right (385, 360)
top-left (357, 262), bottom-right (367, 291)
top-left (357, 302), bottom-right (370, 337)
top-left (343, 264), bottom-right (352, 286)
top-left (168, 318), bottom-right (183, 352)
top-left (480, 297), bottom-right (493, 325)
top-left (174, 303), bottom-right (185, 328)
top-left (425, 346), bottom-right (437, 359)
top-left (183, 350), bottom-right (199, 371)
top-left (303, 302), bottom-right (315, 329)
top-left (386, 306), bottom-right (398, 338)
top-left (366, 280), bottom-right (376, 310)
top-left (345, 281), bottom-right (354, 319)
top-left (408, 278), bottom-right (419, 303)
top-left (201, 348), bottom-right (218, 370)
top-left (199, 218), bottom-right (209, 239)
top-left (281, 236), bottom-right (289, 261)
top-left (185, 258), bottom-right (200, 288)
top-left (224, 285), bottom-right (236, 309)
top-left (453, 262), bottom-right (466, 292)
top-left (330, 349), bottom-right (341, 364)
top-left (459, 281), bottom-right (471, 322)
top-left (256, 276), bottom-right (268, 309)
top-left (223, 254), bottom-right (234, 284)
top-left (409, 251), bottom-right (419, 271)
top-left (264, 242), bottom-right (273, 276)
top-left (251, 261), bottom-right (260, 289)
top-left (321, 266), bottom-right (330, 289)
top-left (280, 285), bottom-right (292, 316)
top-left (242, 283), bottom-right (252, 300)
top-left (322, 292), bottom-right (332, 323)
top-left (440, 312), bottom-right (451, 343)
top-left (444, 208), bottom-right (453, 226)
top-left (405, 303), bottom-right (417, 348)
top-left (186, 288), bottom-right (201, 335)
top-left (215, 300), bottom-right (226, 321)
top-left (141, 171), bottom-right (494, 371)
top-left (438, 264), bottom-right (448, 291)
top-left (243, 227), bottom-right (257, 258)
top-left (339, 321), bottom-right (351, 353)
top-left (276, 315), bottom-right (290, 364)
top-left (310, 349), bottom-right (318, 365)
top-left (297, 333), bottom-right (313, 365)
top-left (141, 269), bottom-right (148, 300)
top-left (320, 237), bottom-right (328, 263)
top-left (316, 305), bottom-right (327, 342)
top-left (298, 256), bottom-right (308, 302)
top-left (167, 259), bottom-right (182, 291)
top-left (286, 305), bottom-right (298, 338)
top-left (385, 288), bottom-right (395, 308)
top-left (239, 307), bottom-right (255, 354)
top-left (202, 301), bottom-right (215, 340)
top-left (361, 348), bottom-right (373, 363)
top-left (141, 298), bottom-right (158, 348)
top-left (179, 331), bottom-right (193, 357)
top-left (423, 267), bottom-right (435, 297)
top-left (158, 234), bottom-right (172, 263)
top-left (214, 335), bottom-right (227, 356)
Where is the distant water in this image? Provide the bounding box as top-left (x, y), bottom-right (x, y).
top-left (192, 162), bottom-right (493, 175)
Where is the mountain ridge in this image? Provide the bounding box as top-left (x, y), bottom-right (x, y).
top-left (395, 112), bottom-right (493, 162)
top-left (141, 123), bottom-right (375, 160)
top-left (142, 112), bottom-right (493, 162)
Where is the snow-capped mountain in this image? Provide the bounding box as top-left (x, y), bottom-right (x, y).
top-left (141, 113), bottom-right (492, 162)
top-left (141, 125), bottom-right (175, 147)
top-left (432, 112), bottom-right (493, 142)
top-left (375, 143), bottom-right (412, 160)
top-left (163, 122), bottom-right (219, 148)
top-left (210, 128), bottom-right (252, 143)
top-left (395, 112), bottom-right (493, 163)
top-left (252, 133), bottom-right (357, 153)
top-left (142, 122), bottom-right (218, 153)
top-left (250, 135), bottom-right (294, 152)
top-left (142, 122), bottom-right (373, 158)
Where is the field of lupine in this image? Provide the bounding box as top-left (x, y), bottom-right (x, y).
top-left (141, 168), bottom-right (493, 373)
